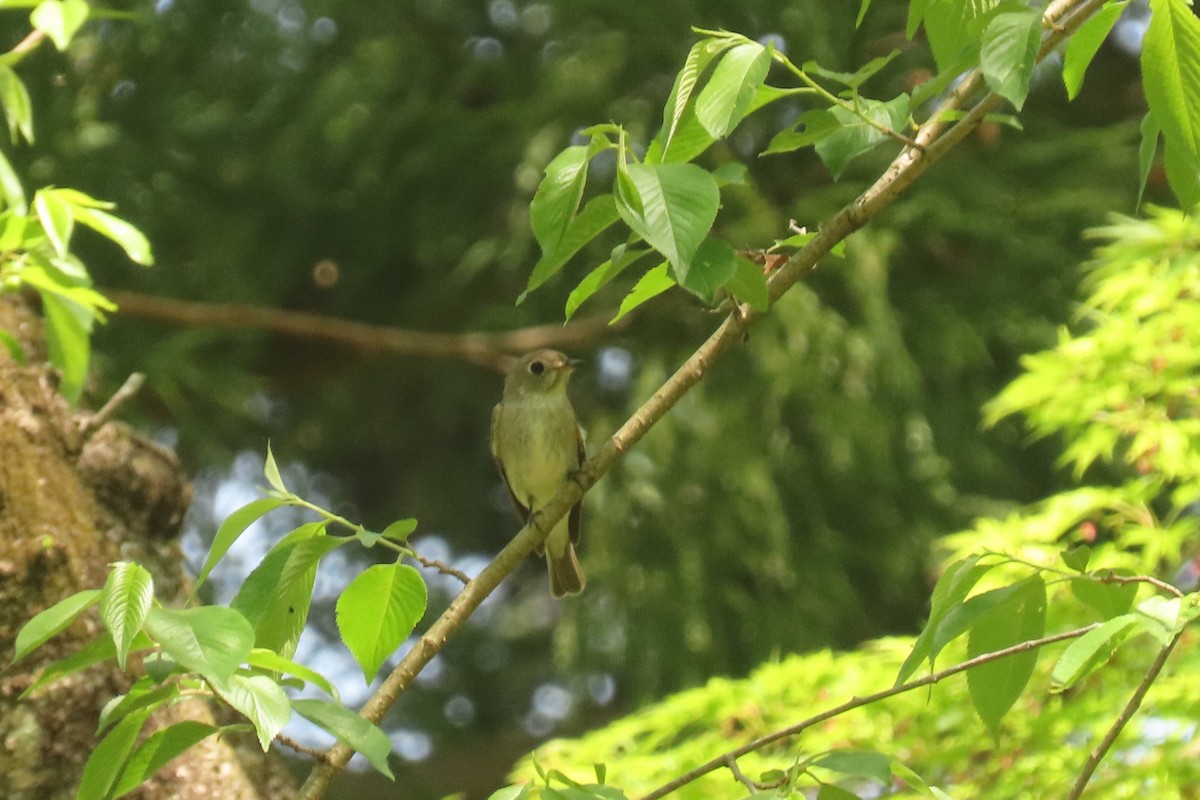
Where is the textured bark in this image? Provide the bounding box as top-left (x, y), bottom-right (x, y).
top-left (0, 296), bottom-right (295, 800)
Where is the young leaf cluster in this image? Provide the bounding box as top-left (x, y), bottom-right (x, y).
top-left (0, 2), bottom-right (154, 402)
top-left (9, 447), bottom-right (428, 797)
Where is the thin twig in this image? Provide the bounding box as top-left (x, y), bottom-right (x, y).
top-left (1099, 572), bottom-right (1184, 599)
top-left (1066, 631), bottom-right (1183, 800)
top-left (410, 552), bottom-right (470, 585)
top-left (639, 625), bottom-right (1099, 800)
top-left (106, 289), bottom-right (625, 371)
top-left (297, 1), bottom-right (1110, 796)
top-left (723, 755), bottom-right (757, 792)
top-left (79, 372), bottom-right (145, 439)
top-left (276, 733), bottom-right (331, 762)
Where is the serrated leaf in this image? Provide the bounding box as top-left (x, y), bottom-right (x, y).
top-left (655, 36), bottom-right (737, 155)
top-left (37, 288), bottom-right (92, 404)
top-left (695, 42), bottom-right (771, 139)
top-left (77, 708), bottom-right (152, 800)
top-left (523, 195), bottom-right (620, 298)
top-left (381, 518), bottom-right (418, 542)
top-left (11, 589), bottom-right (100, 664)
top-left (337, 562), bottom-right (427, 683)
top-left (1144, 0), bottom-right (1200, 161)
top-left (72, 206), bottom-right (154, 266)
top-left (678, 237), bottom-right (737, 304)
top-left (263, 442), bottom-right (286, 493)
top-left (897, 555), bottom-right (995, 685)
top-left (815, 750), bottom-right (892, 784)
top-left (1071, 573), bottom-right (1137, 619)
top-left (30, 0), bottom-right (89, 51)
top-left (292, 698), bottom-right (394, 778)
top-left (531, 146), bottom-right (593, 256)
top-left (100, 562), bottom-right (154, 671)
top-left (190, 497), bottom-right (286, 598)
top-left (726, 255), bottom-right (769, 311)
top-left (980, 8), bottom-right (1043, 110)
top-left (613, 163), bottom-right (720, 281)
top-left (231, 532), bottom-right (345, 657)
top-left (215, 673), bottom-right (291, 751)
top-left (1050, 614), bottom-right (1139, 692)
top-left (22, 632), bottom-right (152, 698)
top-left (814, 94), bottom-right (911, 179)
top-left (34, 189), bottom-right (74, 257)
top-left (921, 0), bottom-right (1003, 72)
top-left (611, 262), bottom-right (674, 323)
top-left (1063, 1), bottom-right (1128, 100)
top-left (763, 109), bottom-right (840, 155)
top-left (144, 606), bottom-right (255, 689)
top-left (247, 648), bottom-right (340, 701)
top-left (966, 575), bottom-right (1046, 735)
top-left (111, 721), bottom-right (219, 799)
top-left (0, 64), bottom-right (33, 143)
top-left (564, 244), bottom-right (652, 320)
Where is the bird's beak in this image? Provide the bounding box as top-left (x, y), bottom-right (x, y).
top-left (563, 358), bottom-right (584, 371)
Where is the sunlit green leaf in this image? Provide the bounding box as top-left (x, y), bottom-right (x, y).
top-left (695, 42), bottom-right (771, 139)
top-left (30, 0), bottom-right (90, 51)
top-left (337, 561), bottom-right (427, 683)
top-left (0, 64), bottom-right (33, 142)
top-left (292, 698), bottom-right (394, 778)
top-left (966, 575), bottom-right (1046, 735)
top-left (612, 163), bottom-right (719, 281)
top-left (980, 8), bottom-right (1043, 110)
top-left (144, 606), bottom-right (255, 689)
top-left (11, 589), bottom-right (99, 664)
top-left (214, 673), bottom-right (291, 751)
top-left (1143, 0), bottom-right (1200, 161)
top-left (111, 721), bottom-right (219, 799)
top-left (1050, 614), bottom-right (1138, 693)
top-left (76, 707), bottom-right (152, 800)
top-left (191, 497), bottom-right (287, 598)
top-left (523, 195), bottom-right (620, 298)
top-left (99, 562), bottom-right (154, 671)
top-left (1063, 1), bottom-right (1128, 100)
top-left (678, 237), bottom-right (736, 304)
top-left (612, 262), bottom-right (674, 323)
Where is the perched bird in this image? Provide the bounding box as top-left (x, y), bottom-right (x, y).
top-left (491, 349), bottom-right (586, 597)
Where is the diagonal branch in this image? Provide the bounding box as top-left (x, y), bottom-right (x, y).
top-left (298, 0), bottom-right (1109, 795)
top-left (641, 624), bottom-right (1100, 800)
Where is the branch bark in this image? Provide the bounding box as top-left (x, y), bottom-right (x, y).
top-left (105, 289), bottom-right (624, 371)
top-left (298, 0), bottom-right (1110, 795)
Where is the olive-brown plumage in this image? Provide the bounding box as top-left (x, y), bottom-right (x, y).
top-left (490, 349), bottom-right (586, 597)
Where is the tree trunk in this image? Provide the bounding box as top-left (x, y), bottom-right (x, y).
top-left (0, 296), bottom-right (295, 800)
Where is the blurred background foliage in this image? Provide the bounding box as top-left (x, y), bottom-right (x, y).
top-left (1, 0), bottom-right (1158, 795)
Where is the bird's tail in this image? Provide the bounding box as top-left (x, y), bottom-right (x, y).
top-left (547, 543), bottom-right (585, 598)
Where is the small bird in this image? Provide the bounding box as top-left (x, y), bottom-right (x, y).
top-left (491, 349), bottom-right (586, 597)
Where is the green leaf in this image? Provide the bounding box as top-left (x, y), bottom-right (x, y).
top-left (292, 698), bottom-right (394, 778)
top-left (72, 205), bottom-right (153, 266)
top-left (263, 442), bottom-right (286, 493)
top-left (337, 562), bottom-right (428, 683)
top-left (655, 36), bottom-right (737, 156)
top-left (613, 163), bottom-right (720, 281)
top-left (1050, 614), bottom-right (1139, 693)
top-left (814, 94), bottom-right (911, 179)
top-left (649, 106), bottom-right (719, 165)
top-left (816, 786), bottom-right (859, 800)
top-left (111, 721), bottom-right (219, 799)
top-left (725, 255), bottom-right (769, 311)
top-left (611, 262), bottom-right (674, 323)
top-left (190, 497), bottom-right (286, 598)
top-left (1144, 0), bottom-right (1200, 161)
top-left (0, 64), bottom-right (33, 143)
top-left (694, 42), bottom-right (771, 139)
top-left (897, 555), bottom-right (995, 685)
top-left (231, 532), bottom-right (346, 657)
top-left (814, 750), bottom-right (892, 784)
top-left (487, 786), bottom-right (531, 800)
top-left (214, 673), bottom-right (291, 751)
top-left (710, 162), bottom-right (748, 186)
top-left (31, 0), bottom-right (89, 51)
top-left (1063, 1), bottom-right (1128, 100)
top-left (564, 244), bottom-right (652, 320)
top-left (22, 632), bottom-right (152, 698)
top-left (678, 237), bottom-right (736, 304)
top-left (980, 8), bottom-right (1043, 110)
top-left (1162, 135), bottom-right (1200, 209)
top-left (34, 188), bottom-right (74, 257)
top-left (966, 575), bottom-right (1046, 736)
top-left (1071, 573), bottom-right (1137, 619)
top-left (1060, 544), bottom-right (1091, 572)
top-left (1138, 112), bottom-right (1161, 209)
top-left (803, 50), bottom-right (900, 90)
top-left (523, 195), bottom-right (620, 298)
top-left (11, 589), bottom-right (100, 664)
top-left (0, 147), bottom-right (26, 212)
top-left (0, 327), bottom-right (27, 364)
top-left (76, 707), bottom-right (152, 800)
top-left (247, 648), bottom-right (340, 701)
top-left (97, 678), bottom-right (178, 735)
top-left (37, 289), bottom-right (92, 404)
top-left (99, 562), bottom-right (154, 671)
top-left (1134, 595), bottom-right (1182, 645)
top-left (763, 109), bottom-right (840, 155)
top-left (920, 0), bottom-right (1003, 72)
top-left (857, 0), bottom-right (872, 27)
top-left (144, 606), bottom-right (255, 689)
top-left (381, 518), bottom-right (418, 542)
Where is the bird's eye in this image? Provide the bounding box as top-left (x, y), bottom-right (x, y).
top-left (529, 360), bottom-right (545, 375)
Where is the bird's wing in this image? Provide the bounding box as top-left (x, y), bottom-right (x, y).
top-left (491, 403), bottom-right (530, 522)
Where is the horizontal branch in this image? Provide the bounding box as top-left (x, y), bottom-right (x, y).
top-left (105, 289), bottom-right (624, 371)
